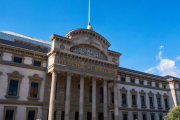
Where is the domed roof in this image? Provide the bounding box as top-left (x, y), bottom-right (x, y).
top-left (87, 23), bottom-right (93, 30)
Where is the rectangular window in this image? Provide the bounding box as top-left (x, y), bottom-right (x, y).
top-left (28, 111), bottom-right (35, 120)
top-left (5, 110), bottom-right (14, 120)
top-left (151, 114), bottom-right (154, 120)
top-left (163, 85), bottom-right (166, 89)
top-left (149, 97), bottom-right (153, 107)
top-left (122, 93), bottom-right (126, 105)
top-left (148, 82), bottom-right (151, 86)
top-left (157, 98), bottom-right (161, 107)
top-left (54, 111), bottom-right (56, 120)
top-left (112, 113), bottom-right (114, 120)
top-left (33, 61), bottom-right (41, 67)
top-left (87, 112), bottom-right (92, 120)
top-left (133, 114), bottom-right (137, 120)
top-left (159, 115), bottom-right (163, 120)
top-left (30, 83), bottom-right (38, 97)
top-left (132, 95), bottom-right (136, 105)
top-left (100, 88), bottom-right (103, 103)
top-left (131, 79), bottom-right (134, 83)
top-left (13, 57), bottom-right (22, 63)
top-left (75, 112), bottom-right (79, 120)
top-left (142, 114), bottom-right (146, 120)
top-left (165, 99), bottom-right (168, 108)
top-left (141, 96), bottom-right (145, 106)
top-left (156, 83), bottom-right (159, 88)
top-left (61, 111), bottom-right (64, 120)
top-left (121, 77), bottom-right (125, 82)
top-left (8, 80), bottom-right (18, 96)
top-left (140, 81), bottom-right (144, 85)
top-left (123, 114), bottom-right (127, 120)
top-left (89, 86), bottom-right (92, 102)
top-left (98, 113), bottom-right (103, 120)
top-left (111, 92), bottom-right (114, 104)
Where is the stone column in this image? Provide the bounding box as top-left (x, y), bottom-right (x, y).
top-left (103, 79), bottom-right (108, 120)
top-left (48, 71), bottom-right (57, 120)
top-left (65, 73), bottom-right (72, 120)
top-left (169, 80), bottom-right (178, 106)
top-left (79, 75), bottom-right (85, 120)
top-left (114, 81), bottom-right (119, 120)
top-left (92, 77), bottom-right (96, 120)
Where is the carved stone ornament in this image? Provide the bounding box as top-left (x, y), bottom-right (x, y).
top-left (70, 45), bottom-right (108, 60)
top-left (60, 44), bottom-right (65, 50)
top-left (112, 58), bottom-right (116, 62)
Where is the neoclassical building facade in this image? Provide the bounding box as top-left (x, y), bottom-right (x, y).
top-left (0, 27), bottom-right (180, 120)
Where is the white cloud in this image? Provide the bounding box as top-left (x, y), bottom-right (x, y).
top-left (159, 45), bottom-right (164, 50)
top-left (145, 67), bottom-right (155, 73)
top-left (176, 56), bottom-right (180, 60)
top-left (145, 46), bottom-right (180, 77)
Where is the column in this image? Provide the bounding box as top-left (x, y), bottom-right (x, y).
top-left (48, 71), bottom-right (57, 120)
top-left (114, 81), bottom-right (119, 120)
top-left (79, 75), bottom-right (85, 120)
top-left (170, 81), bottom-right (178, 106)
top-left (65, 73), bottom-right (72, 120)
top-left (92, 77), bottom-right (96, 120)
top-left (103, 79), bottom-right (108, 120)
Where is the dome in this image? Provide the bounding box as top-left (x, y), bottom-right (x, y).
top-left (87, 23), bottom-right (93, 31)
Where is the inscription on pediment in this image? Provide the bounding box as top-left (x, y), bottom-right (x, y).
top-left (70, 45), bottom-right (108, 60)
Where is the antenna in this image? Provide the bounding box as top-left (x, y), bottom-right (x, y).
top-left (88, 0), bottom-right (90, 25)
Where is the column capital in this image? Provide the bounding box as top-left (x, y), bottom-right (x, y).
top-left (103, 79), bottom-right (108, 85)
top-left (80, 74), bottom-right (85, 79)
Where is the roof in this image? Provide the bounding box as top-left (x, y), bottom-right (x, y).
top-left (163, 75), bottom-right (180, 80)
top-left (118, 67), bottom-right (166, 80)
top-left (0, 39), bottom-right (49, 53)
top-left (0, 31), bottom-right (51, 48)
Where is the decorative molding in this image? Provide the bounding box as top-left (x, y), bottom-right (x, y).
top-left (120, 87), bottom-right (128, 93)
top-left (148, 91), bottom-right (154, 96)
top-left (156, 92), bottom-right (161, 97)
top-left (130, 88), bottom-right (137, 94)
top-left (139, 90), bottom-right (146, 95)
top-left (70, 45), bottom-right (108, 60)
top-left (28, 74), bottom-right (43, 81)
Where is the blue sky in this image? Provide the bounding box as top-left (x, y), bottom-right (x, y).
top-left (1, 0), bottom-right (180, 77)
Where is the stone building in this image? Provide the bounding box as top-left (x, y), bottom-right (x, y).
top-left (0, 26), bottom-right (180, 120)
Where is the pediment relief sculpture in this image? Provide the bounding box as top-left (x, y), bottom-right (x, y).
top-left (70, 44), bottom-right (108, 60)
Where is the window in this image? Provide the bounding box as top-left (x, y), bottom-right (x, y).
top-left (159, 114), bottom-right (163, 120)
top-left (142, 114), bottom-right (146, 120)
top-left (149, 97), bottom-right (153, 107)
top-left (164, 99), bottom-right (168, 108)
top-left (140, 81), bottom-right (143, 85)
top-left (122, 93), bottom-right (126, 105)
top-left (132, 95), bottom-right (136, 105)
top-left (157, 98), bottom-right (161, 108)
top-left (30, 83), bottom-right (38, 97)
top-left (121, 77), bottom-right (125, 82)
top-left (123, 113), bottom-right (127, 120)
top-left (100, 87), bottom-right (103, 103)
top-left (111, 92), bottom-right (114, 104)
top-left (5, 110), bottom-right (14, 120)
top-left (75, 112), bottom-right (79, 120)
top-left (131, 79), bottom-right (134, 83)
top-left (151, 114), bottom-right (155, 120)
top-left (141, 96), bottom-right (145, 106)
top-left (87, 112), bottom-right (92, 120)
top-left (61, 111), bottom-right (64, 120)
top-left (133, 114), bottom-right (137, 120)
top-left (148, 82), bottom-right (151, 86)
top-left (89, 86), bottom-right (92, 102)
top-left (13, 57), bottom-right (22, 63)
top-left (8, 80), bottom-right (18, 96)
top-left (156, 83), bottom-right (159, 88)
top-left (163, 85), bottom-right (166, 89)
top-left (112, 113), bottom-right (114, 120)
top-left (28, 111), bottom-right (35, 120)
top-left (33, 61), bottom-right (41, 67)
top-left (54, 111), bottom-right (56, 120)
top-left (98, 113), bottom-right (103, 120)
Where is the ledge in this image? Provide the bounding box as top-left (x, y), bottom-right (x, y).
top-left (121, 104), bottom-right (128, 107)
top-left (27, 97), bottom-right (40, 101)
top-left (132, 105), bottom-right (138, 108)
top-left (141, 106), bottom-right (147, 108)
top-left (158, 107), bottom-right (163, 109)
top-left (150, 107), bottom-right (155, 109)
top-left (5, 95), bottom-right (19, 99)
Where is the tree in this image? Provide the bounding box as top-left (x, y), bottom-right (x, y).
top-left (164, 106), bottom-right (180, 120)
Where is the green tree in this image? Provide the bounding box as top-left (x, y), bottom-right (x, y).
top-left (164, 106), bottom-right (180, 120)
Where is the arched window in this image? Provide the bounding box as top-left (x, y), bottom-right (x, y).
top-left (100, 87), bottom-right (103, 103)
top-left (89, 86), bottom-right (92, 102)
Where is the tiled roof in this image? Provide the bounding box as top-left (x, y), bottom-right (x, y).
top-left (118, 67), bottom-right (166, 80)
top-left (0, 39), bottom-right (49, 53)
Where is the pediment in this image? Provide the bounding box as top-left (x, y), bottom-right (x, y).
top-left (70, 44), bottom-right (108, 60)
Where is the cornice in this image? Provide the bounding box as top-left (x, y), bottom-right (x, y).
top-left (66, 29), bottom-right (111, 47)
top-left (108, 50), bottom-right (122, 57)
top-left (50, 34), bottom-right (72, 43)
